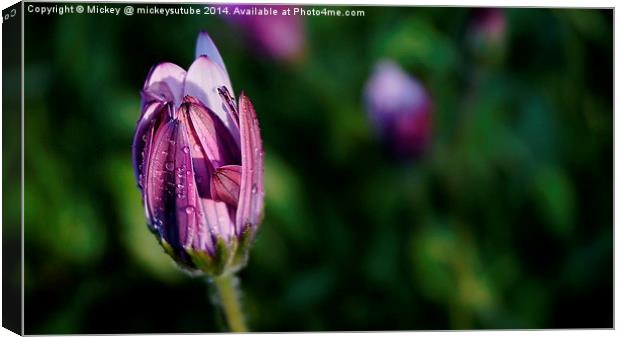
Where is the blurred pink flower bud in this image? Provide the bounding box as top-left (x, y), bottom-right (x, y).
top-left (468, 8), bottom-right (507, 57)
top-left (364, 60), bottom-right (432, 159)
top-left (226, 5), bottom-right (306, 63)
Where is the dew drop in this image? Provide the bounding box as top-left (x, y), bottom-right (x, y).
top-left (185, 206), bottom-right (195, 214)
top-left (165, 161), bottom-right (174, 171)
top-left (193, 144), bottom-right (202, 152)
top-left (251, 184), bottom-right (257, 194)
top-left (183, 146), bottom-right (190, 154)
top-left (152, 218), bottom-right (163, 230)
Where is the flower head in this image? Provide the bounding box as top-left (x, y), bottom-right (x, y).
top-left (226, 5), bottom-right (306, 63)
top-left (132, 32), bottom-right (264, 276)
top-left (470, 8), bottom-right (506, 45)
top-left (364, 60), bottom-right (432, 159)
top-left (468, 8), bottom-right (507, 61)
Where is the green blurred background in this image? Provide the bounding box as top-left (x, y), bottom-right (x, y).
top-left (19, 4), bottom-right (612, 333)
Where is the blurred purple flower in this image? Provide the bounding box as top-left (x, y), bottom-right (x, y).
top-left (364, 60), bottom-right (432, 159)
top-left (132, 32), bottom-right (264, 276)
top-left (226, 5), bottom-right (305, 62)
top-left (468, 8), bottom-right (506, 52)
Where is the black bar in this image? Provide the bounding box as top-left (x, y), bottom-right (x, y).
top-left (2, 1), bottom-right (23, 335)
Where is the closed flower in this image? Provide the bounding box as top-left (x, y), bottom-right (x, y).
top-left (132, 32), bottom-right (264, 277)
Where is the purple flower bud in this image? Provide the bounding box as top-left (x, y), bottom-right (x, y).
top-left (226, 5), bottom-right (305, 63)
top-left (133, 32), bottom-right (264, 276)
top-left (364, 60), bottom-right (432, 159)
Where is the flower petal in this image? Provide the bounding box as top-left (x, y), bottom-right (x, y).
top-left (142, 62), bottom-right (187, 109)
top-left (235, 94), bottom-right (264, 235)
top-left (195, 31), bottom-right (227, 73)
top-left (183, 56), bottom-right (240, 144)
top-left (142, 119), bottom-right (206, 266)
top-left (172, 121), bottom-right (200, 251)
top-left (218, 86), bottom-right (239, 127)
top-left (177, 99), bottom-right (213, 199)
top-left (143, 120), bottom-right (177, 241)
top-left (180, 97), bottom-right (240, 173)
top-left (196, 199), bottom-right (235, 250)
top-left (210, 165), bottom-right (242, 206)
top-left (132, 101), bottom-right (168, 192)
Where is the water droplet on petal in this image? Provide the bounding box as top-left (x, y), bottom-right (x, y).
top-left (185, 206), bottom-right (195, 214)
top-left (183, 146), bottom-right (190, 154)
top-left (193, 144), bottom-right (202, 152)
top-left (251, 184), bottom-right (257, 194)
top-left (165, 161), bottom-right (174, 171)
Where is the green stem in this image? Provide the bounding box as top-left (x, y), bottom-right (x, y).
top-left (213, 274), bottom-right (248, 332)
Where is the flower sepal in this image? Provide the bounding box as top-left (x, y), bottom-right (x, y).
top-left (230, 224), bottom-right (255, 272)
top-left (159, 239), bottom-right (203, 276)
top-left (173, 228), bottom-right (254, 277)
